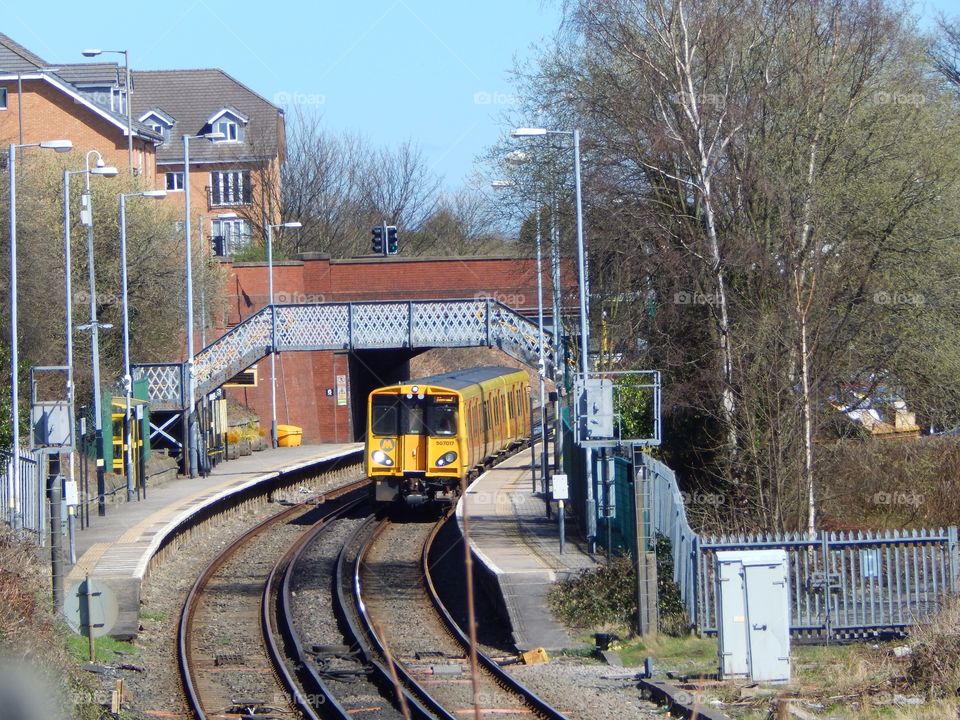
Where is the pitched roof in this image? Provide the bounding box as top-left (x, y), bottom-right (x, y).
top-left (55, 62), bottom-right (123, 87)
top-left (131, 68), bottom-right (283, 165)
top-left (0, 33), bottom-right (160, 143)
top-left (0, 32), bottom-right (49, 72)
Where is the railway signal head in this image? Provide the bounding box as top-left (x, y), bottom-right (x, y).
top-left (371, 226), bottom-right (384, 255)
top-left (386, 225), bottom-right (399, 255)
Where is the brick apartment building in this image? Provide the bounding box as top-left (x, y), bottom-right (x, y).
top-left (0, 32), bottom-right (285, 256)
top-left (0, 34), bottom-right (160, 175)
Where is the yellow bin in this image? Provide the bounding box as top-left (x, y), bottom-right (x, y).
top-left (276, 424), bottom-right (303, 447)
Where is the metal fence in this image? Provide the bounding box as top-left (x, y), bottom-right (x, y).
top-left (637, 452), bottom-right (959, 639)
top-left (1, 448), bottom-right (46, 545)
top-left (698, 529), bottom-right (958, 638)
top-left (638, 453), bottom-right (699, 623)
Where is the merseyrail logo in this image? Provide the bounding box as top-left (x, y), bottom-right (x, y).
top-left (379, 438), bottom-right (396, 452)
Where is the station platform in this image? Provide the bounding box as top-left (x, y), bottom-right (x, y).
top-left (66, 443), bottom-right (362, 638)
top-left (457, 444), bottom-right (599, 652)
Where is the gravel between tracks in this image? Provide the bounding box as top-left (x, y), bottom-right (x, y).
top-left (107, 474), bottom-right (662, 720)
top-left (126, 476), bottom-right (358, 717)
top-left (288, 510), bottom-right (407, 718)
top-left (363, 513), bottom-right (535, 719)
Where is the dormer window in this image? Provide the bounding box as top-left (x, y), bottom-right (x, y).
top-left (138, 109), bottom-right (175, 145)
top-left (206, 107), bottom-right (248, 143)
top-left (216, 117), bottom-right (239, 141)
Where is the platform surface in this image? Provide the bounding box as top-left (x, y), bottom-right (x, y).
top-left (66, 443), bottom-right (362, 637)
top-left (457, 444), bottom-right (599, 652)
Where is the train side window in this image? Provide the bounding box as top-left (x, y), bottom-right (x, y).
top-left (371, 396), bottom-right (399, 436)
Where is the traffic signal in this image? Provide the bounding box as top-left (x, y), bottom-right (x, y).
top-left (371, 225), bottom-right (384, 255)
top-left (386, 225), bottom-right (398, 255)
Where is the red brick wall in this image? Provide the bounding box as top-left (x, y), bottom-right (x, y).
top-left (222, 255), bottom-right (561, 322)
top-left (219, 254), bottom-right (573, 443)
top-left (156, 159), bottom-right (277, 240)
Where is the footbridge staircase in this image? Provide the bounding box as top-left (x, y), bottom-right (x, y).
top-left (133, 298), bottom-right (555, 410)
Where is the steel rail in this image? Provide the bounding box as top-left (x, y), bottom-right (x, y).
top-left (334, 515), bottom-right (441, 719)
top-left (264, 492), bottom-right (369, 719)
top-left (422, 512), bottom-right (571, 720)
top-left (178, 477), bottom-right (368, 719)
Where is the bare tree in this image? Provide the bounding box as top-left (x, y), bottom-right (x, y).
top-left (504, 0), bottom-right (960, 530)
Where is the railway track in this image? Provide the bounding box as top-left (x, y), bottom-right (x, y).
top-left (346, 509), bottom-right (570, 720)
top-left (177, 477), bottom-right (367, 720)
top-left (179, 439), bottom-right (569, 719)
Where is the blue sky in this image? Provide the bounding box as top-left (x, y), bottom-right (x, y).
top-left (1, 0), bottom-right (562, 190)
top-left (2, 0), bottom-right (955, 193)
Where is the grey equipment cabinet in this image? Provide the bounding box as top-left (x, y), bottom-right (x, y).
top-left (716, 549), bottom-right (791, 683)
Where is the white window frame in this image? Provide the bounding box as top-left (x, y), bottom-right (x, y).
top-left (209, 170), bottom-right (251, 206)
top-left (148, 122), bottom-right (169, 144)
top-left (165, 172), bottom-right (184, 191)
top-left (211, 217), bottom-right (252, 256)
top-left (215, 117), bottom-right (240, 142)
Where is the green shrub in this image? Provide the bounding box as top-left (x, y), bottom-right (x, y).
top-left (549, 555), bottom-right (636, 629)
top-left (655, 533), bottom-right (689, 636)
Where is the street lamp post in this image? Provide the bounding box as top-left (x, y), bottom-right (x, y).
top-left (8, 139), bottom-right (73, 529)
top-left (119, 190), bottom-right (167, 501)
top-left (182, 130), bottom-right (224, 477)
top-left (491, 178), bottom-right (549, 494)
top-left (81, 49), bottom-right (133, 174)
top-left (266, 222), bottom-right (302, 447)
top-left (75, 150), bottom-right (117, 517)
top-left (63, 153), bottom-right (117, 527)
top-left (511, 126), bottom-right (595, 551)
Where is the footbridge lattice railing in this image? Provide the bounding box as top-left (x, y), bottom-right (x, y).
top-left (134, 298), bottom-right (555, 410)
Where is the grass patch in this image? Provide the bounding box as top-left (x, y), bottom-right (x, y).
top-left (618, 634), bottom-right (718, 672)
top-left (139, 607), bottom-right (165, 622)
top-left (65, 631), bottom-right (137, 664)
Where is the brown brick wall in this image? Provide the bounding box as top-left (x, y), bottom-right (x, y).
top-left (216, 255), bottom-right (572, 442)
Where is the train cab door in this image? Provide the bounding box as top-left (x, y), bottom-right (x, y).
top-left (399, 397), bottom-right (427, 475)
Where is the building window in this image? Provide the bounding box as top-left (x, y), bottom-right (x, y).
top-left (0, 88), bottom-right (7, 110)
top-left (209, 170), bottom-right (251, 206)
top-left (148, 122), bottom-right (169, 144)
top-left (113, 87), bottom-right (127, 115)
top-left (139, 110), bottom-right (175, 145)
top-left (215, 118), bottom-right (240, 142)
top-left (211, 218), bottom-right (252, 256)
top-left (165, 172), bottom-right (184, 191)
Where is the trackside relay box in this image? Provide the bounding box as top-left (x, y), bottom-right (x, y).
top-left (716, 549), bottom-right (791, 683)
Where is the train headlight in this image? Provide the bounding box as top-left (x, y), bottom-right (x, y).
top-left (436, 451), bottom-right (458, 467)
top-left (372, 450), bottom-right (393, 466)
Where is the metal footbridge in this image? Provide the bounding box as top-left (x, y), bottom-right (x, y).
top-left (133, 298), bottom-right (555, 410)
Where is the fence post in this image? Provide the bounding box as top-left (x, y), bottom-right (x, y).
top-left (949, 526), bottom-right (959, 595)
top-left (821, 531), bottom-right (832, 640)
top-left (634, 462), bottom-right (658, 636)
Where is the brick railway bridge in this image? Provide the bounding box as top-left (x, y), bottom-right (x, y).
top-left (134, 253), bottom-right (576, 466)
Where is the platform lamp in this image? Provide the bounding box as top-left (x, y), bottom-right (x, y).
top-left (81, 48), bottom-right (133, 174)
top-left (490, 177), bottom-right (549, 495)
top-left (266, 221), bottom-right (303, 448)
top-left (63, 152), bottom-right (118, 532)
top-left (182, 129), bottom-right (225, 477)
top-left (510, 126), bottom-right (596, 551)
top-left (8, 139), bottom-right (73, 531)
top-left (119, 189), bottom-right (167, 502)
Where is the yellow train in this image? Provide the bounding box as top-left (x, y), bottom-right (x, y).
top-left (367, 366), bottom-right (531, 505)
